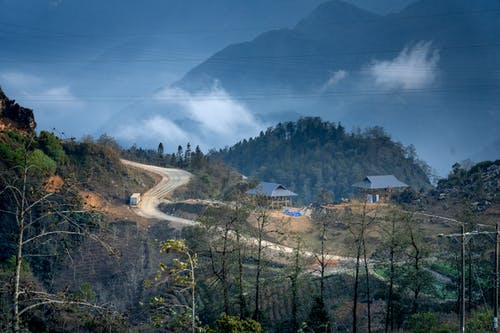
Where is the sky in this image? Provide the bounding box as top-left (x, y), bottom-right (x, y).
top-left (0, 0), bottom-right (498, 177)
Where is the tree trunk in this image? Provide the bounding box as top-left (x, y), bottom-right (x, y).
top-left (362, 236), bottom-right (372, 333)
top-left (385, 244), bottom-right (395, 333)
top-left (253, 227), bottom-right (263, 321)
top-left (353, 240), bottom-right (362, 333)
top-left (236, 231), bottom-right (246, 318)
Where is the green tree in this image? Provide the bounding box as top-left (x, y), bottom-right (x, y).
top-left (151, 239), bottom-right (198, 333)
top-left (208, 313), bottom-right (262, 333)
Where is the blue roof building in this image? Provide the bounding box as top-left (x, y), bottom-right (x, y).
top-left (352, 175), bottom-right (408, 203)
top-left (247, 182), bottom-right (297, 208)
top-left (352, 175), bottom-right (408, 190)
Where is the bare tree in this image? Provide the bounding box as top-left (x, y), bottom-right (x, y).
top-left (348, 202), bottom-right (377, 333)
top-left (0, 143), bottom-right (116, 333)
top-left (248, 195), bottom-right (284, 322)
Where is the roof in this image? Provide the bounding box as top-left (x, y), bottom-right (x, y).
top-left (352, 175), bottom-right (409, 190)
top-left (130, 193), bottom-right (141, 199)
top-left (247, 182), bottom-right (297, 197)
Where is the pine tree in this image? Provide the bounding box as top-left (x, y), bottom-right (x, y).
top-left (184, 143), bottom-right (192, 168)
top-left (177, 145), bottom-right (184, 168)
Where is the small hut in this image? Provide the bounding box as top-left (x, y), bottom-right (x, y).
top-left (352, 175), bottom-right (408, 202)
top-left (246, 182), bottom-right (297, 208)
top-left (129, 193), bottom-right (141, 206)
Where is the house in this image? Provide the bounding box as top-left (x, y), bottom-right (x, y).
top-left (352, 175), bottom-right (408, 202)
top-left (246, 182), bottom-right (297, 208)
top-left (129, 193), bottom-right (141, 206)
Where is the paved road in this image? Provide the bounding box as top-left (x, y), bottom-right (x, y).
top-left (121, 159), bottom-right (195, 226)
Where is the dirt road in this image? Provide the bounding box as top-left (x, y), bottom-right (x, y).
top-left (121, 159), bottom-right (195, 227)
top-left (121, 159), bottom-right (354, 271)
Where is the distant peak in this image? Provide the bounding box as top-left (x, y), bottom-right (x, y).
top-left (309, 0), bottom-right (380, 18)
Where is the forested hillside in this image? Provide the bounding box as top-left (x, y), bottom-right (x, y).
top-left (215, 117), bottom-right (431, 203)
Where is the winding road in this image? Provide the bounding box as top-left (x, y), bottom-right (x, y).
top-left (121, 159), bottom-right (195, 227)
top-left (121, 159), bottom-right (354, 270)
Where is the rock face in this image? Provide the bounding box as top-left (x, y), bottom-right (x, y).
top-left (437, 160), bottom-right (500, 211)
top-left (0, 88), bottom-right (36, 133)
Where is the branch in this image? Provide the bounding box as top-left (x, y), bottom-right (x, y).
top-left (18, 299), bottom-right (107, 317)
top-left (23, 230), bottom-right (87, 245)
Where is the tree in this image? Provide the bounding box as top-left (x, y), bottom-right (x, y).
top-left (248, 195), bottom-right (284, 322)
top-left (197, 205), bottom-right (245, 315)
top-left (312, 207), bottom-right (336, 304)
top-left (377, 207), bottom-right (406, 332)
top-left (177, 145), bottom-right (184, 168)
top-left (209, 312), bottom-right (262, 333)
top-left (158, 142), bottom-right (164, 158)
top-left (151, 239), bottom-right (198, 333)
top-left (185, 142), bottom-right (192, 167)
top-left (286, 236), bottom-right (307, 331)
top-left (348, 202), bottom-right (377, 333)
top-left (0, 138), bottom-right (116, 333)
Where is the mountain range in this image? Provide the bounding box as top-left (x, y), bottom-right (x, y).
top-left (0, 0), bottom-right (498, 176)
top-left (173, 0), bottom-right (500, 175)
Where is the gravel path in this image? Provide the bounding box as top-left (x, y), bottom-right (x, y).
top-left (121, 159), bottom-right (194, 227)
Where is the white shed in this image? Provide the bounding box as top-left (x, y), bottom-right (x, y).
top-left (130, 193), bottom-right (141, 205)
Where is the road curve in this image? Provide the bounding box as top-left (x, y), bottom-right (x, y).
top-left (121, 159), bottom-right (195, 226)
top-left (121, 159), bottom-right (354, 271)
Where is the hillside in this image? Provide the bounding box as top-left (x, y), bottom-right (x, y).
top-left (214, 117), bottom-right (431, 203)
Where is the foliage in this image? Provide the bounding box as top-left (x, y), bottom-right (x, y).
top-left (150, 239), bottom-right (199, 332)
top-left (214, 117), bottom-right (431, 204)
top-left (306, 297), bottom-right (330, 333)
top-left (37, 130), bottom-right (67, 164)
top-left (27, 148), bottom-right (56, 175)
top-left (207, 313), bottom-right (262, 333)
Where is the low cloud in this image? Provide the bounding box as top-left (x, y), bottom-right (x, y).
top-left (1, 72), bottom-right (42, 88)
top-left (369, 41), bottom-right (439, 90)
top-left (1, 71), bottom-right (83, 110)
top-left (322, 70), bottom-right (348, 90)
top-left (41, 86), bottom-right (84, 109)
top-left (115, 115), bottom-right (189, 146)
top-left (153, 84), bottom-right (263, 146)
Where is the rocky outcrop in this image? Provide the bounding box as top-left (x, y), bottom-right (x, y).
top-left (437, 160), bottom-right (500, 211)
top-left (0, 87), bottom-right (36, 133)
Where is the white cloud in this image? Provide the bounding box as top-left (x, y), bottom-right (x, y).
top-left (369, 41), bottom-right (439, 90)
top-left (49, 0), bottom-right (63, 7)
top-left (322, 70), bottom-right (348, 90)
top-left (153, 84), bottom-right (263, 142)
top-left (1, 72), bottom-right (42, 88)
top-left (41, 86), bottom-right (84, 109)
top-left (115, 115), bottom-right (189, 145)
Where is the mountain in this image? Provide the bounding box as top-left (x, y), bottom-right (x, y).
top-left (175, 0), bottom-right (500, 176)
top-left (213, 117), bottom-right (431, 203)
top-left (176, 0), bottom-right (500, 94)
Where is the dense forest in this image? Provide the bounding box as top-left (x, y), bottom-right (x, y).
top-left (214, 117), bottom-right (432, 203)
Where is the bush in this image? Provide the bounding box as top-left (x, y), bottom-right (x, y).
top-left (207, 313), bottom-right (262, 333)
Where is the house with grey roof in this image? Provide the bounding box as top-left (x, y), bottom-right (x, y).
top-left (352, 175), bottom-right (408, 202)
top-left (247, 182), bottom-right (297, 208)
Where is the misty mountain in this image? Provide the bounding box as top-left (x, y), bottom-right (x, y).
top-left (176, 0), bottom-right (500, 94)
top-left (174, 0), bottom-right (500, 175)
top-left (213, 117), bottom-right (431, 203)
